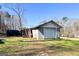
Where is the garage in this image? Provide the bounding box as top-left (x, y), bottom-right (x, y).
top-left (32, 20), bottom-right (62, 39)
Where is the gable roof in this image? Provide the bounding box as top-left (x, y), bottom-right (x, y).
top-left (32, 20), bottom-right (62, 29)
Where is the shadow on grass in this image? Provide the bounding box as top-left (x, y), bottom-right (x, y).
top-left (0, 40), bottom-right (4, 44)
top-left (47, 45), bottom-right (73, 51)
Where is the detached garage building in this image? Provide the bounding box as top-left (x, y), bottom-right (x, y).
top-left (32, 20), bottom-right (62, 39)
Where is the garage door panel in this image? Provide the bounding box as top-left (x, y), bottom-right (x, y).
top-left (44, 28), bottom-right (56, 38)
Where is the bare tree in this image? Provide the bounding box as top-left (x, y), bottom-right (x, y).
top-left (60, 17), bottom-right (79, 38)
top-left (3, 4), bottom-right (25, 30)
top-left (62, 17), bottom-right (68, 23)
top-left (61, 17), bottom-right (69, 37)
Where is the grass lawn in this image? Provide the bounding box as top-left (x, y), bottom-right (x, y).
top-left (0, 37), bottom-right (79, 56)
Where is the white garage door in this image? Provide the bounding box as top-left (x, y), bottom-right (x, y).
top-left (43, 28), bottom-right (57, 38)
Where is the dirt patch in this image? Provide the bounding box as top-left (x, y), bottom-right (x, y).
top-left (10, 42), bottom-right (63, 56)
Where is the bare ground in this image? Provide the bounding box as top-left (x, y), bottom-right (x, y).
top-left (10, 41), bottom-right (69, 56)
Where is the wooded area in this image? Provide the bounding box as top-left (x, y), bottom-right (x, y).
top-left (58, 17), bottom-right (79, 38)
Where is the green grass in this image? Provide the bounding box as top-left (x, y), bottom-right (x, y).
top-left (43, 40), bottom-right (79, 55)
top-left (0, 37), bottom-right (79, 56)
top-left (0, 37), bottom-right (32, 55)
top-left (6, 37), bottom-right (35, 41)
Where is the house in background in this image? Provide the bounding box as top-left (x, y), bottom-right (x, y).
top-left (31, 20), bottom-right (62, 39)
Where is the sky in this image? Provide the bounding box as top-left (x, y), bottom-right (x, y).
top-left (1, 3), bottom-right (79, 28)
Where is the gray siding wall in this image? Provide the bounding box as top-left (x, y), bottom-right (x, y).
top-left (38, 27), bottom-right (44, 39)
